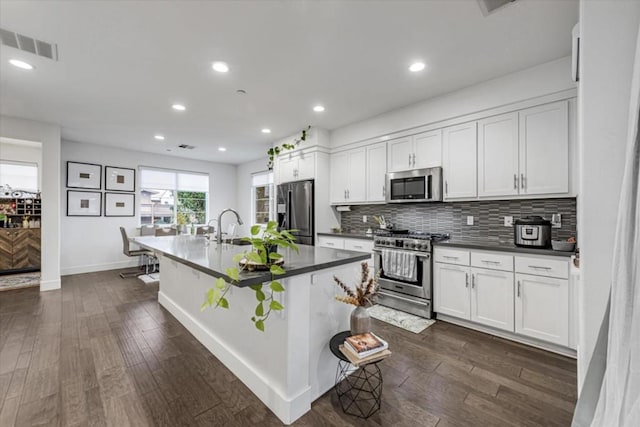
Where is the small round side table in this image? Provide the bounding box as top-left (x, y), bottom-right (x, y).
top-left (329, 331), bottom-right (383, 419)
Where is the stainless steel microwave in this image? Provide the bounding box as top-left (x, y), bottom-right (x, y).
top-left (385, 167), bottom-right (443, 203)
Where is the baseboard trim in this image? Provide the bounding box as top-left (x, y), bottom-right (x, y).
top-left (158, 291), bottom-right (309, 425)
top-left (40, 278), bottom-right (61, 291)
top-left (61, 260), bottom-right (138, 276)
top-left (437, 314), bottom-right (577, 358)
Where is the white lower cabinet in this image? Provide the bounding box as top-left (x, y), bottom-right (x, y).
top-left (434, 263), bottom-right (470, 319)
top-left (470, 268), bottom-right (514, 332)
top-left (515, 273), bottom-right (569, 346)
top-left (434, 247), bottom-right (573, 352)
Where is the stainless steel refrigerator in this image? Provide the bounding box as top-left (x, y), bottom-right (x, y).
top-left (277, 180), bottom-right (314, 245)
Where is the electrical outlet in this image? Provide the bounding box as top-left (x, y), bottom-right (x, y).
top-left (504, 216), bottom-right (513, 227)
top-left (466, 216), bottom-right (474, 226)
top-left (362, 215), bottom-right (367, 223)
top-left (551, 213), bottom-right (562, 228)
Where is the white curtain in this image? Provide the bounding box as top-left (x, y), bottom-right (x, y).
top-left (573, 23), bottom-right (640, 427)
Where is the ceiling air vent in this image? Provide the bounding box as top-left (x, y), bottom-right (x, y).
top-left (0, 27), bottom-right (58, 60)
top-left (178, 144), bottom-right (195, 150)
top-left (477, 0), bottom-right (517, 16)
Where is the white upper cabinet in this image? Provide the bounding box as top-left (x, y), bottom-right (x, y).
top-left (477, 113), bottom-right (519, 197)
top-left (277, 151), bottom-right (315, 183)
top-left (329, 148), bottom-right (366, 204)
top-left (443, 122), bottom-right (477, 199)
top-left (413, 129), bottom-right (442, 169)
top-left (387, 136), bottom-right (413, 172)
top-left (388, 132), bottom-right (442, 172)
top-left (519, 101), bottom-right (569, 195)
top-left (330, 152), bottom-right (348, 204)
top-left (366, 142), bottom-right (387, 202)
top-left (347, 148), bottom-right (366, 202)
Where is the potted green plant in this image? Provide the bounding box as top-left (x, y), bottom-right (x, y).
top-left (267, 125), bottom-right (311, 170)
top-left (201, 221), bottom-right (298, 331)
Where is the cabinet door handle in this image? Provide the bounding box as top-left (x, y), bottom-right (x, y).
top-left (382, 185), bottom-right (385, 197)
top-left (521, 173), bottom-right (526, 190)
top-left (346, 189), bottom-right (350, 199)
top-left (344, 190), bottom-right (347, 200)
top-left (443, 255), bottom-right (459, 260)
top-left (412, 153), bottom-right (416, 167)
top-left (465, 273), bottom-right (469, 288)
top-left (528, 265), bottom-right (552, 270)
top-left (445, 181), bottom-right (449, 195)
top-left (471, 274), bottom-right (475, 288)
top-left (514, 174), bottom-right (518, 190)
top-left (408, 154), bottom-right (412, 167)
top-left (517, 280), bottom-right (521, 297)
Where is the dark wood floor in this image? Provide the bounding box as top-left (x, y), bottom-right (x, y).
top-left (0, 270), bottom-right (577, 426)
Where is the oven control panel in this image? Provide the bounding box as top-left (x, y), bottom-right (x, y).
top-left (374, 237), bottom-right (431, 252)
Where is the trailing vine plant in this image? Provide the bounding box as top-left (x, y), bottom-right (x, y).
top-left (267, 125), bottom-right (311, 170)
top-left (200, 221), bottom-right (298, 331)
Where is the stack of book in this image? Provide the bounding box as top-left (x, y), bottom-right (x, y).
top-left (339, 332), bottom-right (391, 366)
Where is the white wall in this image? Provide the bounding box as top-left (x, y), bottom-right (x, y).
top-left (60, 140), bottom-right (237, 275)
top-left (235, 158), bottom-right (269, 237)
top-left (0, 115), bottom-right (62, 291)
top-left (330, 56), bottom-right (576, 147)
top-left (577, 0), bottom-right (640, 388)
top-left (0, 139), bottom-right (43, 191)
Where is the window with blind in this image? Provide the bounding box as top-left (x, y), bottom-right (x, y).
top-left (0, 161), bottom-right (39, 192)
top-left (139, 167), bottom-right (209, 225)
top-left (252, 171), bottom-right (274, 224)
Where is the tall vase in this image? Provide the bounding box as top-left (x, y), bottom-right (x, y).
top-left (350, 306), bottom-right (371, 335)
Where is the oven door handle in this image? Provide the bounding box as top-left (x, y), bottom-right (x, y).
top-left (378, 290), bottom-right (430, 306)
top-left (372, 248), bottom-right (431, 258)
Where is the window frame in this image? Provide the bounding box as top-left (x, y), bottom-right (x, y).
top-left (139, 166), bottom-right (210, 226)
top-left (0, 159), bottom-right (39, 193)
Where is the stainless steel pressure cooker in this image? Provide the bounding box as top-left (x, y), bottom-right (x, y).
top-left (514, 216), bottom-right (552, 248)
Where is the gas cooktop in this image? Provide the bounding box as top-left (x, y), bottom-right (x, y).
top-left (373, 231), bottom-right (450, 252)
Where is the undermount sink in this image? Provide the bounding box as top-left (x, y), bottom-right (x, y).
top-left (226, 238), bottom-right (251, 246)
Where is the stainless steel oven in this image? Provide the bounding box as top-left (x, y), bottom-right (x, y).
top-left (373, 234), bottom-right (434, 318)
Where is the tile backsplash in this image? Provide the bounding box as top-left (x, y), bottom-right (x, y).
top-left (340, 198), bottom-right (577, 242)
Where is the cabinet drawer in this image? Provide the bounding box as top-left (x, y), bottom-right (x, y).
top-left (515, 256), bottom-right (568, 279)
top-left (343, 238), bottom-right (373, 253)
top-left (471, 251), bottom-right (514, 272)
top-left (434, 248), bottom-right (470, 266)
top-left (317, 236), bottom-right (345, 249)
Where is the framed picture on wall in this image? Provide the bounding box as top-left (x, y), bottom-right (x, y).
top-left (105, 166), bottom-right (135, 192)
top-left (67, 161), bottom-right (102, 189)
top-left (67, 190), bottom-right (102, 216)
top-left (104, 192), bottom-right (135, 217)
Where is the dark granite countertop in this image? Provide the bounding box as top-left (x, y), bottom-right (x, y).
top-left (132, 235), bottom-right (370, 287)
top-left (317, 232), bottom-right (374, 240)
top-left (433, 239), bottom-right (575, 257)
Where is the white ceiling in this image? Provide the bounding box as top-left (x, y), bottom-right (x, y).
top-left (0, 0), bottom-right (578, 165)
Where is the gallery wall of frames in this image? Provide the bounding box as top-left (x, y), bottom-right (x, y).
top-left (66, 161), bottom-right (136, 217)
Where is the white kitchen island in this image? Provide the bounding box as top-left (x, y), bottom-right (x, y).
top-left (133, 235), bottom-right (370, 424)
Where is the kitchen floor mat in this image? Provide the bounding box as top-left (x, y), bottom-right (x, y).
top-left (0, 273), bottom-right (40, 291)
top-left (368, 304), bottom-right (435, 334)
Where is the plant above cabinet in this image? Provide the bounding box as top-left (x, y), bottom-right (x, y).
top-left (267, 125), bottom-right (311, 170)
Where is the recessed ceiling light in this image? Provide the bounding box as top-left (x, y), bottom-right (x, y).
top-left (313, 105), bottom-right (325, 112)
top-left (261, 128), bottom-right (271, 134)
top-left (218, 147), bottom-right (227, 152)
top-left (9, 59), bottom-right (34, 70)
top-left (409, 62), bottom-right (426, 72)
top-left (154, 135), bottom-right (165, 140)
top-left (212, 61), bottom-right (229, 73)
top-left (172, 104), bottom-right (186, 111)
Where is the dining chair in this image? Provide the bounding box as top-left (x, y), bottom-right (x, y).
top-left (155, 227), bottom-right (177, 236)
top-left (119, 226), bottom-right (154, 278)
